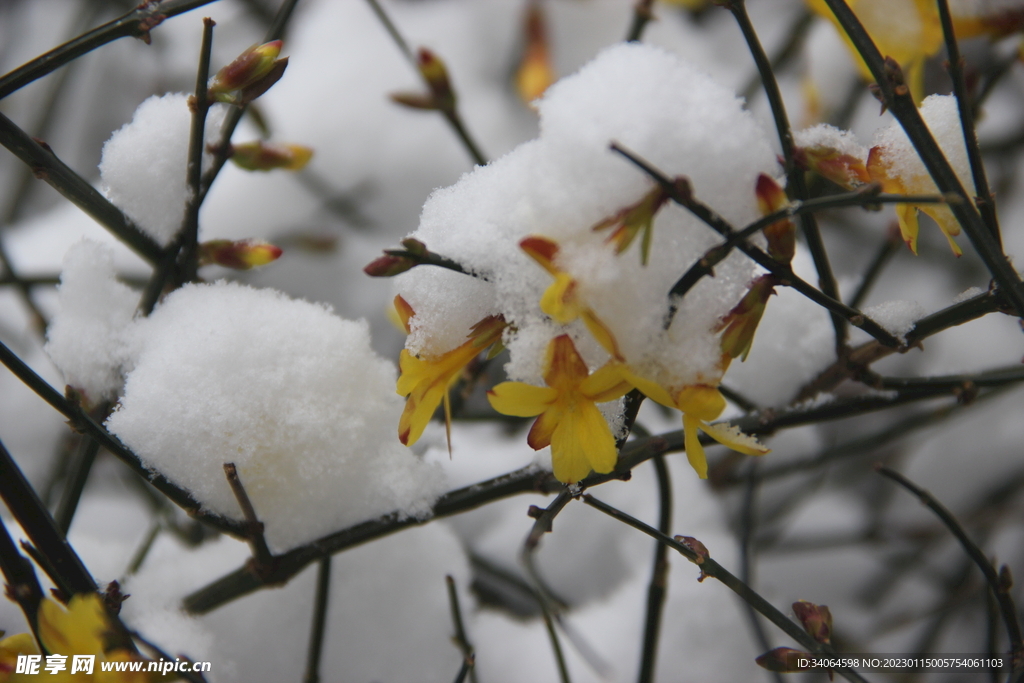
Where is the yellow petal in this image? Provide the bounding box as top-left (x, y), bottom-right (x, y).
top-left (580, 363), bottom-right (632, 403)
top-left (540, 273), bottom-right (582, 324)
top-left (550, 401), bottom-right (617, 483)
top-left (487, 382), bottom-right (557, 417)
top-left (615, 366), bottom-right (678, 409)
top-left (38, 594), bottom-right (108, 657)
top-left (896, 203), bottom-right (920, 254)
top-left (700, 421), bottom-right (770, 456)
top-left (396, 349), bottom-right (424, 397)
top-left (398, 379), bottom-right (448, 446)
top-left (581, 309), bottom-right (623, 360)
top-left (921, 205), bottom-right (963, 257)
top-left (527, 403), bottom-right (563, 450)
top-left (683, 414), bottom-right (708, 479)
top-left (675, 385), bottom-right (726, 422)
top-left (519, 235), bottom-right (560, 276)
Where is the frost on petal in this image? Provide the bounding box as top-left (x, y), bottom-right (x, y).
top-left (44, 239), bottom-right (138, 404)
top-left (99, 93), bottom-right (227, 246)
top-left (106, 282), bottom-right (446, 553)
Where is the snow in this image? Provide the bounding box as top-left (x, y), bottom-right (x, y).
top-left (44, 240), bottom-right (138, 404)
top-left (99, 93), bottom-right (228, 247)
top-left (106, 281), bottom-right (446, 552)
top-left (795, 122), bottom-right (868, 160)
top-left (862, 299), bottom-right (926, 343)
top-left (397, 41), bottom-right (778, 398)
top-left (871, 94), bottom-right (976, 196)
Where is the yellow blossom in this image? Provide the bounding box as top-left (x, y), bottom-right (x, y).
top-left (867, 145), bottom-right (962, 256)
top-left (807, 0), bottom-right (942, 102)
top-left (591, 186), bottom-right (669, 265)
top-left (0, 594), bottom-right (165, 682)
top-left (617, 367), bottom-right (768, 479)
top-left (488, 335), bottom-right (631, 483)
top-left (515, 2), bottom-right (557, 105)
top-left (395, 296), bottom-right (506, 447)
top-left (520, 236), bottom-right (623, 360)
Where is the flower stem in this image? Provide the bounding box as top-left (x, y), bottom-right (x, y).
top-left (637, 455), bottom-right (672, 683)
top-left (302, 556), bottom-right (332, 683)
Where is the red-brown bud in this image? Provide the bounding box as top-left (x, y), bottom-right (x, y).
top-left (230, 141), bottom-right (313, 172)
top-left (209, 41), bottom-right (285, 103)
top-left (198, 239), bottom-right (282, 270)
top-left (793, 600), bottom-right (833, 644)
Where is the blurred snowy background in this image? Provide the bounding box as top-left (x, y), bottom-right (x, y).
top-left (1, 0), bottom-right (1023, 681)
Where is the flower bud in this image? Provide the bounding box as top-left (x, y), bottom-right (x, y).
top-left (230, 141), bottom-right (313, 171)
top-left (755, 174), bottom-right (795, 264)
top-left (418, 48), bottom-right (454, 108)
top-left (794, 145), bottom-right (871, 191)
top-left (209, 41), bottom-right (284, 101)
top-left (198, 239), bottom-right (282, 270)
top-left (793, 600), bottom-right (833, 644)
top-left (591, 186), bottom-right (669, 264)
top-left (755, 647), bottom-right (809, 673)
top-left (364, 254), bottom-right (415, 278)
top-left (675, 535), bottom-right (710, 580)
top-left (716, 274), bottom-right (777, 362)
top-left (515, 3), bottom-right (556, 105)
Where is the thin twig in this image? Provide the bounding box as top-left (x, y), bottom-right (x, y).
top-left (0, 437), bottom-right (96, 596)
top-left (820, 0), bottom-right (1024, 319)
top-left (0, 336), bottom-right (246, 537)
top-left (625, 0), bottom-right (656, 42)
top-left (177, 17), bottom-right (216, 284)
top-left (303, 556), bottom-right (331, 683)
top-left (637, 455), bottom-right (671, 683)
top-left (446, 575), bottom-right (478, 683)
top-left (936, 0), bottom-right (1000, 245)
top-left (196, 0), bottom-right (303, 205)
top-left (741, 8), bottom-right (814, 102)
top-left (0, 111), bottom-right (163, 264)
top-left (582, 494), bottom-right (873, 683)
top-left (848, 227), bottom-right (901, 310)
top-left (454, 656), bottom-right (475, 683)
top-left (54, 435), bottom-right (101, 535)
top-left (521, 491), bottom-right (574, 683)
top-left (666, 185), bottom-right (943, 315)
top-left (181, 376), bottom-right (1016, 614)
top-left (610, 142), bottom-right (901, 347)
top-left (0, 516), bottom-right (44, 638)
top-left (362, 0), bottom-right (488, 165)
top-left (875, 466), bottom-right (1024, 673)
top-left (723, 0), bottom-right (847, 353)
top-left (0, 0), bottom-right (219, 100)
top-left (737, 462), bottom-right (783, 683)
top-left (223, 463), bottom-right (273, 567)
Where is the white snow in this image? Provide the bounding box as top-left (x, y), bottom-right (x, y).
top-left (44, 239), bottom-right (138, 404)
top-left (397, 41), bottom-right (779, 398)
top-left (106, 281), bottom-right (446, 552)
top-left (99, 93), bottom-right (228, 246)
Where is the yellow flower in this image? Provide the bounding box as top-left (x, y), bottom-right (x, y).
top-left (617, 367), bottom-right (768, 479)
top-left (0, 594), bottom-right (162, 682)
top-left (396, 296), bottom-right (506, 447)
top-left (807, 0), bottom-right (942, 102)
top-left (519, 236), bottom-right (623, 360)
top-left (487, 335), bottom-right (632, 483)
top-left (515, 2), bottom-right (556, 105)
top-left (590, 186), bottom-right (669, 265)
top-left (867, 145), bottom-right (963, 256)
